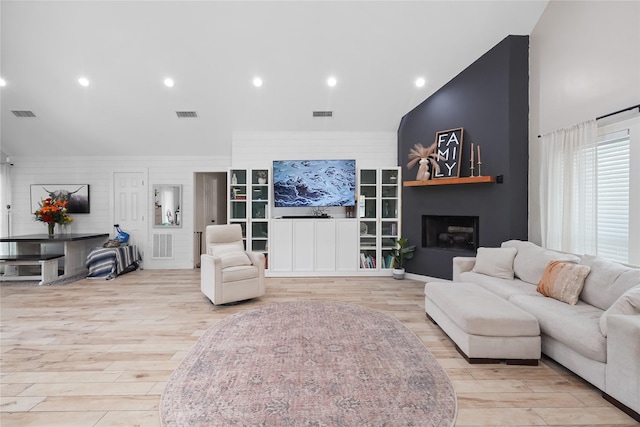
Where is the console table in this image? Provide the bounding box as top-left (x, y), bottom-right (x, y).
top-left (0, 233), bottom-right (109, 281)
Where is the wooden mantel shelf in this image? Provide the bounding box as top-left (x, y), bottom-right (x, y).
top-left (403, 176), bottom-right (496, 187)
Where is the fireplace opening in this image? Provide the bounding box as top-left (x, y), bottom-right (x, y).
top-left (422, 215), bottom-right (479, 253)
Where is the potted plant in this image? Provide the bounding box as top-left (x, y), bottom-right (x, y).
top-left (257, 171), bottom-right (267, 184)
top-left (392, 237), bottom-right (415, 280)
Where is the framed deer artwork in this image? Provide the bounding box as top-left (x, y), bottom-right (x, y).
top-left (30, 184), bottom-right (90, 214)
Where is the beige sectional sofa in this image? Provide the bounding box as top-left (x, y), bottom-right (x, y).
top-left (450, 240), bottom-right (640, 420)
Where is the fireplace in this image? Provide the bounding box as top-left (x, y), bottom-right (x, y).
top-left (422, 215), bottom-right (479, 253)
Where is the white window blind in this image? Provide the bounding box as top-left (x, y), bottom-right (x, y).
top-left (596, 129), bottom-right (630, 264)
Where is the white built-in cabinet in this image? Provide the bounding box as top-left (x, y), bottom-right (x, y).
top-left (228, 168), bottom-right (270, 265)
top-left (228, 167), bottom-right (400, 276)
top-left (269, 218), bottom-right (358, 276)
top-left (357, 168), bottom-right (401, 271)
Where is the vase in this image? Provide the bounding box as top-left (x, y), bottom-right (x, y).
top-left (417, 158), bottom-right (430, 181)
top-left (392, 267), bottom-right (405, 280)
top-left (47, 222), bottom-right (55, 238)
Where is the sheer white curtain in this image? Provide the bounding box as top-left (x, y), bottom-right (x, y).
top-left (539, 119), bottom-right (597, 255)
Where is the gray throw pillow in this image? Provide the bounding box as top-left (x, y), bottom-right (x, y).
top-left (472, 247), bottom-right (517, 280)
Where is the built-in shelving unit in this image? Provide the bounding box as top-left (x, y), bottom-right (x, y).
top-left (250, 169), bottom-right (269, 265)
top-left (228, 168), bottom-right (248, 247)
top-left (358, 168), bottom-right (401, 271)
top-left (403, 176), bottom-right (496, 187)
top-left (228, 168), bottom-right (270, 265)
top-left (230, 166), bottom-right (403, 277)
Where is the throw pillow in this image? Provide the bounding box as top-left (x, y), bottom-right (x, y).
top-left (501, 240), bottom-right (580, 285)
top-left (536, 261), bottom-right (591, 305)
top-left (472, 247), bottom-right (518, 280)
top-left (598, 284), bottom-right (640, 336)
top-left (217, 251), bottom-right (252, 269)
top-left (209, 246), bottom-right (252, 269)
top-left (579, 255), bottom-right (640, 310)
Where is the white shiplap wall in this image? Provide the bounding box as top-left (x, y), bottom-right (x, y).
top-left (5, 131), bottom-right (398, 270)
top-left (6, 155), bottom-right (229, 270)
top-left (232, 131), bottom-right (397, 169)
top-left (233, 131), bottom-right (398, 218)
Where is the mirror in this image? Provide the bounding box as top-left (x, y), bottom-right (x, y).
top-left (154, 185), bottom-right (182, 227)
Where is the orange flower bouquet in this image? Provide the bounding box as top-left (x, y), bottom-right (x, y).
top-left (34, 197), bottom-right (74, 236)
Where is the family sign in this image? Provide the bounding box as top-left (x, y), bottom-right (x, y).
top-left (433, 127), bottom-right (464, 178)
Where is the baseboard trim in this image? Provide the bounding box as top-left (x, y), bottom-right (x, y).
top-left (602, 392), bottom-right (640, 422)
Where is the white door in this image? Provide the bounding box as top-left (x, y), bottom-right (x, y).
top-left (114, 172), bottom-right (147, 262)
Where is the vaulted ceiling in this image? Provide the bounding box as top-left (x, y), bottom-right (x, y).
top-left (0, 1), bottom-right (548, 158)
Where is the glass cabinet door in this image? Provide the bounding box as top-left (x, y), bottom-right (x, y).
top-left (229, 169), bottom-right (247, 219)
top-left (358, 169), bottom-right (378, 269)
top-left (357, 168), bottom-right (401, 271)
top-left (250, 169), bottom-right (270, 268)
top-left (229, 169), bottom-right (248, 248)
top-left (228, 168), bottom-right (271, 257)
top-left (380, 168), bottom-right (400, 269)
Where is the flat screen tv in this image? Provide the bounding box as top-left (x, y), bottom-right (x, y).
top-left (273, 159), bottom-right (356, 207)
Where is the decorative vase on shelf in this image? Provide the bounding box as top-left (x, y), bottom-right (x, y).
top-left (47, 222), bottom-right (55, 238)
top-left (258, 177), bottom-right (266, 185)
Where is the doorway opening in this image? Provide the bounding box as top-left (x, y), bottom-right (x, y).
top-left (193, 172), bottom-right (227, 268)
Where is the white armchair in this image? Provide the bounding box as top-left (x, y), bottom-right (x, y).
top-left (200, 224), bottom-right (265, 305)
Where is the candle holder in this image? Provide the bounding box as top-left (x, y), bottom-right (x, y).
top-left (477, 161), bottom-right (482, 177)
top-left (470, 159), bottom-right (475, 177)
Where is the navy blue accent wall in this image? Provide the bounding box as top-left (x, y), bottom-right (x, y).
top-left (398, 35), bottom-right (529, 279)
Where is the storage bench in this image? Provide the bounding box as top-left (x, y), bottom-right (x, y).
top-left (424, 281), bottom-right (541, 365)
top-left (0, 254), bottom-right (64, 285)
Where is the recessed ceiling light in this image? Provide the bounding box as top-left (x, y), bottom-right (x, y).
top-left (415, 77), bottom-right (426, 88)
top-left (0, 78), bottom-right (6, 87)
top-left (252, 77), bottom-right (263, 87)
top-left (164, 78), bottom-right (175, 88)
top-left (78, 77), bottom-right (90, 87)
top-left (327, 76), bottom-right (337, 87)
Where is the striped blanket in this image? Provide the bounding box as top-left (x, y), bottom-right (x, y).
top-left (86, 245), bottom-right (140, 280)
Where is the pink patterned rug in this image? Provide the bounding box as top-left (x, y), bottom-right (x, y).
top-left (160, 301), bottom-right (457, 426)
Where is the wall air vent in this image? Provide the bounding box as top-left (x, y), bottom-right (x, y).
top-left (176, 111), bottom-right (198, 118)
top-left (313, 111), bottom-right (333, 117)
top-left (12, 110), bottom-right (36, 118)
top-left (152, 233), bottom-right (174, 259)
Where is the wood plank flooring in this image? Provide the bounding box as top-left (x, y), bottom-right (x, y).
top-left (1, 269), bottom-right (638, 427)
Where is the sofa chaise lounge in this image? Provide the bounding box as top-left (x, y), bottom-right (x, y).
top-left (425, 240), bottom-right (640, 421)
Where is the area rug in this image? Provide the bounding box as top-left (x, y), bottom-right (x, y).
top-left (160, 301), bottom-right (457, 426)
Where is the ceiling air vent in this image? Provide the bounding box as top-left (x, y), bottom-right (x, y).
top-left (313, 111), bottom-right (333, 118)
top-left (176, 111), bottom-right (198, 118)
top-left (12, 110), bottom-right (37, 118)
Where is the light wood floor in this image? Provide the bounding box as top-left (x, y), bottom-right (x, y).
top-left (1, 270), bottom-right (638, 427)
